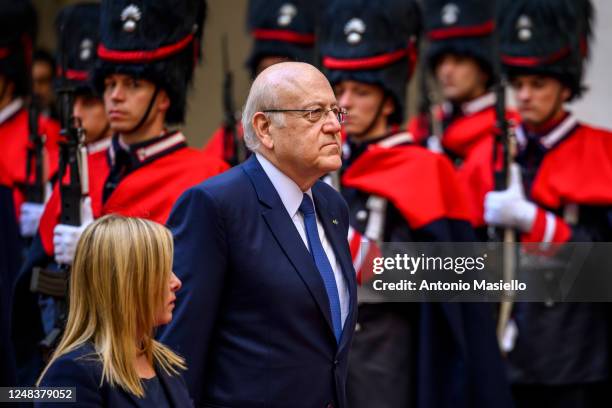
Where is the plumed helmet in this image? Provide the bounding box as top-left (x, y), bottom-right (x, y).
top-left (93, 0), bottom-right (207, 124)
top-left (423, 0), bottom-right (497, 83)
top-left (55, 3), bottom-right (101, 96)
top-left (0, 0), bottom-right (37, 97)
top-left (319, 0), bottom-right (421, 125)
top-left (246, 0), bottom-right (316, 77)
top-left (497, 0), bottom-right (593, 100)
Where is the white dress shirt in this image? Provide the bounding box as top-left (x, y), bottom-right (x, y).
top-left (256, 153), bottom-right (349, 328)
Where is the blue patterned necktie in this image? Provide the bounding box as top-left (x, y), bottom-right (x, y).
top-left (299, 193), bottom-right (342, 343)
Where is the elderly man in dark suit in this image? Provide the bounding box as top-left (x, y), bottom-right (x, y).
top-left (160, 62), bottom-right (358, 408)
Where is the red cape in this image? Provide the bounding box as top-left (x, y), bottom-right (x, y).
top-left (202, 123), bottom-right (245, 160)
top-left (39, 146), bottom-right (228, 255)
top-left (442, 107), bottom-right (520, 158)
top-left (443, 107), bottom-right (519, 227)
top-left (342, 143), bottom-right (473, 229)
top-left (0, 109), bottom-right (61, 217)
top-left (532, 124), bottom-right (612, 208)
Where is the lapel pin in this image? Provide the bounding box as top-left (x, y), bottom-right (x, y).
top-left (332, 219), bottom-right (339, 225)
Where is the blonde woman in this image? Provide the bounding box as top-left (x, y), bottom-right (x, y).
top-left (36, 215), bottom-right (191, 407)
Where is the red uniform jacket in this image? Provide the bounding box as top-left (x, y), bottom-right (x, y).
top-left (38, 132), bottom-right (228, 255)
top-left (202, 123), bottom-right (245, 165)
top-left (341, 132), bottom-right (473, 231)
top-left (517, 115), bottom-right (612, 244)
top-left (408, 93), bottom-right (520, 227)
top-left (0, 100), bottom-right (61, 217)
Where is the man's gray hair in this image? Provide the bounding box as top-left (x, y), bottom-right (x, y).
top-left (241, 78), bottom-right (285, 152)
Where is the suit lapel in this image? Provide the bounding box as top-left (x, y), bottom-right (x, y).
top-left (242, 157), bottom-right (336, 339)
top-left (313, 183), bottom-right (357, 352)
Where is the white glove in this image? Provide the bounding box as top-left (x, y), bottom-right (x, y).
top-left (20, 202), bottom-right (46, 237)
top-left (19, 183), bottom-right (52, 238)
top-left (484, 163), bottom-right (537, 232)
top-left (53, 196), bottom-right (94, 265)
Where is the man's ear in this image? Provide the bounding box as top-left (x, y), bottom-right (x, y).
top-left (253, 112), bottom-right (274, 149)
top-left (381, 96), bottom-right (395, 118)
top-left (157, 89), bottom-right (171, 114)
top-left (561, 86), bottom-right (572, 103)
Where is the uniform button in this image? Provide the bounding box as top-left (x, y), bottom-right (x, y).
top-left (334, 359), bottom-right (339, 366)
top-left (355, 322), bottom-right (362, 332)
top-left (356, 210), bottom-right (367, 221)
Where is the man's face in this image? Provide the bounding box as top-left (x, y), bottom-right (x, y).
top-left (435, 54), bottom-right (489, 102)
top-left (103, 73), bottom-right (164, 133)
top-left (32, 61), bottom-right (54, 106)
top-left (333, 80), bottom-right (388, 136)
top-left (510, 75), bottom-right (570, 126)
top-left (74, 94), bottom-right (109, 144)
top-left (267, 70), bottom-right (342, 179)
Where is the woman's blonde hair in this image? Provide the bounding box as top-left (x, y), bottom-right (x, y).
top-left (37, 215), bottom-right (185, 397)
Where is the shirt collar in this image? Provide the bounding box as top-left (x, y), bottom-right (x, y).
top-left (256, 152), bottom-right (313, 218)
top-left (344, 130), bottom-right (413, 165)
top-left (461, 92), bottom-right (497, 116)
top-left (108, 130), bottom-right (187, 168)
top-left (0, 98), bottom-right (24, 125)
top-left (87, 137), bottom-right (111, 154)
top-left (442, 92), bottom-right (497, 118)
top-left (517, 113), bottom-right (579, 152)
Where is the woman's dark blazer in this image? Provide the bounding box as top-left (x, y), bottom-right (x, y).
top-left (35, 342), bottom-right (193, 407)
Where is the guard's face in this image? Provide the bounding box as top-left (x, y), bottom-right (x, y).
top-left (510, 75), bottom-right (570, 127)
top-left (32, 61), bottom-right (54, 107)
top-left (102, 74), bottom-right (165, 133)
top-left (74, 95), bottom-right (109, 144)
top-left (268, 74), bottom-right (342, 180)
top-left (334, 80), bottom-right (391, 137)
top-left (435, 54), bottom-right (489, 102)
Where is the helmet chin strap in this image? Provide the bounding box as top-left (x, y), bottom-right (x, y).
top-left (535, 88), bottom-right (567, 130)
top-left (126, 85), bottom-right (160, 135)
top-left (351, 95), bottom-right (388, 140)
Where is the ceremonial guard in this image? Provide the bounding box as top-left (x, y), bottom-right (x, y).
top-left (203, 0), bottom-right (316, 165)
top-left (489, 0), bottom-right (612, 406)
top-left (62, 0), bottom-right (227, 255)
top-left (409, 0), bottom-right (520, 232)
top-left (0, 0), bottom-right (61, 239)
top-left (320, 0), bottom-right (512, 406)
top-left (12, 0), bottom-right (227, 385)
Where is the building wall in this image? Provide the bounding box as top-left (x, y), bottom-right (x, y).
top-left (572, 0), bottom-right (612, 128)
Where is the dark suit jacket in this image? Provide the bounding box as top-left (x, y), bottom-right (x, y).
top-left (36, 343), bottom-right (193, 407)
top-left (159, 155), bottom-right (358, 408)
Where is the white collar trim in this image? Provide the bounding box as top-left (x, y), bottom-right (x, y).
top-left (0, 98), bottom-right (24, 125)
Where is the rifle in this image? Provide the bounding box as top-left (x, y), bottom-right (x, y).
top-left (492, 76), bottom-right (517, 347)
top-left (417, 42), bottom-right (442, 151)
top-left (23, 95), bottom-right (46, 203)
top-left (30, 22), bottom-right (88, 357)
top-left (221, 34), bottom-right (246, 166)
